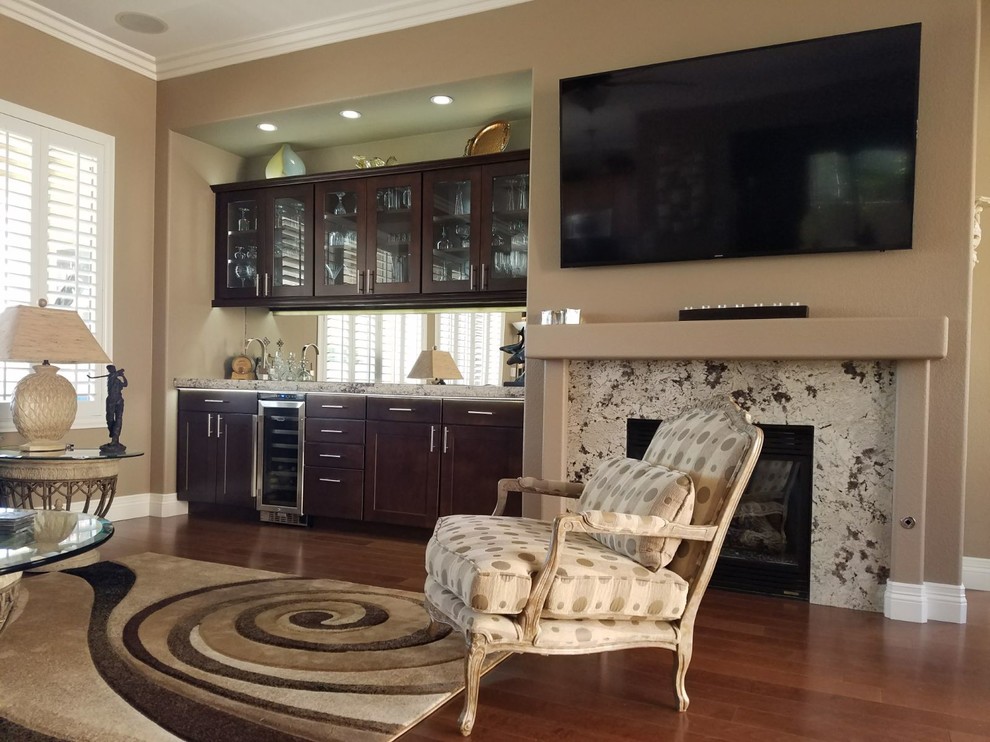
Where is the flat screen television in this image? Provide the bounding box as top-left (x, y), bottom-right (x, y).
top-left (559, 24), bottom-right (922, 268)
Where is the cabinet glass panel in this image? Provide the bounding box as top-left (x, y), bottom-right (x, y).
top-left (321, 187), bottom-right (359, 290)
top-left (429, 177), bottom-right (472, 284)
top-left (491, 173), bottom-right (528, 281)
top-left (225, 198), bottom-right (260, 291)
top-left (374, 185), bottom-right (413, 286)
top-left (273, 196), bottom-right (306, 288)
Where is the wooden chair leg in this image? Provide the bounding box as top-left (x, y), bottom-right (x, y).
top-left (673, 642), bottom-right (692, 712)
top-left (459, 633), bottom-right (487, 736)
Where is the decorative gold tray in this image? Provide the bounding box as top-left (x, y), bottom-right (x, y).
top-left (464, 121), bottom-right (510, 156)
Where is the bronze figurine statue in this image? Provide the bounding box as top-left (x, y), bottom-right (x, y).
top-left (91, 364), bottom-right (127, 454)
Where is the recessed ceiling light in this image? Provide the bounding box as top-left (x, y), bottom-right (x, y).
top-left (257, 122), bottom-right (278, 132)
top-left (115, 12), bottom-right (168, 34)
top-left (430, 95), bottom-right (454, 105)
top-left (339, 110), bottom-right (362, 119)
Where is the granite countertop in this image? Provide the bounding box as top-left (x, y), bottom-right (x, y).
top-left (173, 378), bottom-right (524, 399)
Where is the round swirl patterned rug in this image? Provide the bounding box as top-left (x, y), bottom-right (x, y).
top-left (0, 553), bottom-right (500, 741)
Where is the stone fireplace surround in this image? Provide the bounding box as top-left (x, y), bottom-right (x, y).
top-left (526, 316), bottom-right (966, 623)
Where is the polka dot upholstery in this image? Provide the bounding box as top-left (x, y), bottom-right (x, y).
top-left (576, 457), bottom-right (695, 569)
top-left (425, 576), bottom-right (679, 649)
top-left (642, 404), bottom-right (755, 581)
top-left (426, 514), bottom-right (689, 620)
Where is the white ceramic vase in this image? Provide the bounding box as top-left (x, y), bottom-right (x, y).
top-left (265, 143), bottom-right (306, 179)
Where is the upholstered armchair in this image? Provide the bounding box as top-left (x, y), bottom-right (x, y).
top-left (423, 396), bottom-right (764, 735)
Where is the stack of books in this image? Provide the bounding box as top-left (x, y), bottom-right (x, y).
top-left (0, 508), bottom-right (37, 538)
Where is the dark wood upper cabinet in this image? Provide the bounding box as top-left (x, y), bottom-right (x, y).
top-left (212, 150), bottom-right (527, 310)
top-left (215, 183), bottom-right (314, 303)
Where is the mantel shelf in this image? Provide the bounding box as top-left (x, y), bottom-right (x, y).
top-left (526, 316), bottom-right (948, 362)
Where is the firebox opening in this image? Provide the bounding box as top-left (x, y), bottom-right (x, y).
top-left (626, 418), bottom-right (814, 600)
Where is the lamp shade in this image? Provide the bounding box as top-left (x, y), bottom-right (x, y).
top-left (0, 304), bottom-right (110, 364)
top-left (408, 347), bottom-right (462, 384)
top-left (0, 304), bottom-right (110, 451)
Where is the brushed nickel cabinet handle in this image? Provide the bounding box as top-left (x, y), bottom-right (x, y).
top-left (321, 404), bottom-right (345, 409)
top-left (319, 454), bottom-right (342, 458)
top-left (443, 425), bottom-right (449, 454)
top-left (429, 425), bottom-right (436, 453)
top-left (216, 414), bottom-right (223, 436)
top-left (203, 399), bottom-right (228, 403)
top-left (265, 272), bottom-right (270, 296)
top-left (481, 263), bottom-right (488, 290)
top-left (388, 407), bottom-right (413, 412)
top-left (320, 429), bottom-right (344, 434)
top-left (467, 410), bottom-right (494, 415)
top-left (469, 264), bottom-right (477, 291)
top-left (319, 478), bottom-right (342, 483)
top-left (368, 270), bottom-right (375, 293)
top-left (207, 412), bottom-right (213, 438)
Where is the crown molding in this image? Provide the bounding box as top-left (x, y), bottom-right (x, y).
top-left (1, 0), bottom-right (530, 82)
top-left (0, 0), bottom-right (157, 79)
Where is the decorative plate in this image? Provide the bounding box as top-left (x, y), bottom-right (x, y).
top-left (464, 121), bottom-right (510, 156)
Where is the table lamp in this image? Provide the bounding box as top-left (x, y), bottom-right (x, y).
top-left (0, 301), bottom-right (111, 451)
top-left (407, 346), bottom-right (462, 385)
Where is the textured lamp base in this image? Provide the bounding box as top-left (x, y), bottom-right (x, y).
top-left (11, 363), bottom-right (77, 451)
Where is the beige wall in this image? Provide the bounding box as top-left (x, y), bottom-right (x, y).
top-left (0, 17), bottom-right (157, 497)
top-left (152, 0), bottom-right (979, 584)
top-left (4, 1), bottom-right (978, 577)
top-left (967, 1), bottom-right (990, 562)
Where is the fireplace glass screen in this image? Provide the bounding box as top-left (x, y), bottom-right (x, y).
top-left (626, 418), bottom-right (813, 599)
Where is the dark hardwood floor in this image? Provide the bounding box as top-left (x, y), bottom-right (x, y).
top-left (98, 510), bottom-right (990, 741)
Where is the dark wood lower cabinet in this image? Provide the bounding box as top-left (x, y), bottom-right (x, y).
top-left (303, 467), bottom-right (364, 519)
top-left (177, 409), bottom-right (255, 507)
top-left (364, 420), bottom-right (441, 527)
top-left (439, 423), bottom-right (522, 518)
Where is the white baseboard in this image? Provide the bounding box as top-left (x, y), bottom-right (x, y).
top-left (68, 492), bottom-right (188, 521)
top-left (963, 556), bottom-right (990, 591)
top-left (884, 580), bottom-right (968, 623)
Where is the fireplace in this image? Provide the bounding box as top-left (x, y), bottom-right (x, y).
top-left (627, 419), bottom-right (814, 600)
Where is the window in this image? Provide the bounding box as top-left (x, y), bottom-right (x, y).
top-left (0, 100), bottom-right (114, 429)
top-left (321, 311), bottom-right (513, 385)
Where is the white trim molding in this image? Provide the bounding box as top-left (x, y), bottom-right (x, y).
top-left (68, 492), bottom-right (188, 521)
top-left (884, 581), bottom-right (968, 623)
top-left (0, 0), bottom-right (531, 81)
top-left (963, 556), bottom-right (990, 591)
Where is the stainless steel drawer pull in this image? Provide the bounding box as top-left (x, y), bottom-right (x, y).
top-left (321, 429), bottom-right (344, 434)
top-left (319, 454), bottom-right (342, 458)
top-left (467, 410), bottom-right (495, 415)
top-left (319, 478), bottom-right (342, 484)
top-left (204, 399), bottom-right (228, 403)
top-left (388, 407), bottom-right (414, 412)
top-left (321, 404), bottom-right (345, 409)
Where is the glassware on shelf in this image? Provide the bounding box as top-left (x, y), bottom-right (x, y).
top-left (491, 228), bottom-right (507, 251)
top-left (333, 192), bottom-right (347, 215)
top-left (436, 225), bottom-right (453, 251)
top-left (237, 207), bottom-right (253, 231)
top-left (453, 182), bottom-right (469, 215)
top-left (516, 176), bottom-right (529, 211)
top-left (455, 223), bottom-right (470, 249)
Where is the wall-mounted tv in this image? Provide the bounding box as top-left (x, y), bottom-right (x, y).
top-left (559, 24), bottom-right (922, 268)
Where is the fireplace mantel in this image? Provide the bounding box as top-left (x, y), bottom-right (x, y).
top-left (524, 314), bottom-right (963, 623)
top-left (527, 316), bottom-right (948, 361)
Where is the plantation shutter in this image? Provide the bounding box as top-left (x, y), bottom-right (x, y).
top-left (0, 103), bottom-right (112, 422)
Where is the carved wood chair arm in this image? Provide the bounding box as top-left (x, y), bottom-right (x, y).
top-left (492, 477), bottom-right (585, 515)
top-left (518, 512), bottom-right (585, 638)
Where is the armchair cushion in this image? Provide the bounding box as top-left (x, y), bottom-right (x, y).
top-left (426, 515), bottom-right (689, 621)
top-left (577, 457), bottom-right (695, 569)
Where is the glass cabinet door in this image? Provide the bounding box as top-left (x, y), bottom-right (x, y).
top-left (366, 174), bottom-right (421, 295)
top-left (483, 164), bottom-right (529, 291)
top-left (219, 194), bottom-right (262, 299)
top-left (270, 188), bottom-right (311, 297)
top-left (316, 181), bottom-right (364, 296)
top-left (422, 167), bottom-right (479, 293)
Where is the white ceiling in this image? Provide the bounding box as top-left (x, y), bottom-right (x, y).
top-left (0, 0), bottom-right (533, 156)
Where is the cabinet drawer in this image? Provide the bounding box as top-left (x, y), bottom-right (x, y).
top-left (367, 396), bottom-right (441, 423)
top-left (442, 399), bottom-right (523, 427)
top-left (305, 418), bottom-right (365, 444)
top-left (178, 389), bottom-right (258, 414)
top-left (306, 394), bottom-right (367, 419)
top-left (303, 467), bottom-right (363, 519)
top-left (305, 442), bottom-right (364, 470)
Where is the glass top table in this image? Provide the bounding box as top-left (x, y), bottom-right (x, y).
top-left (0, 509), bottom-right (114, 576)
top-left (0, 449), bottom-right (143, 462)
